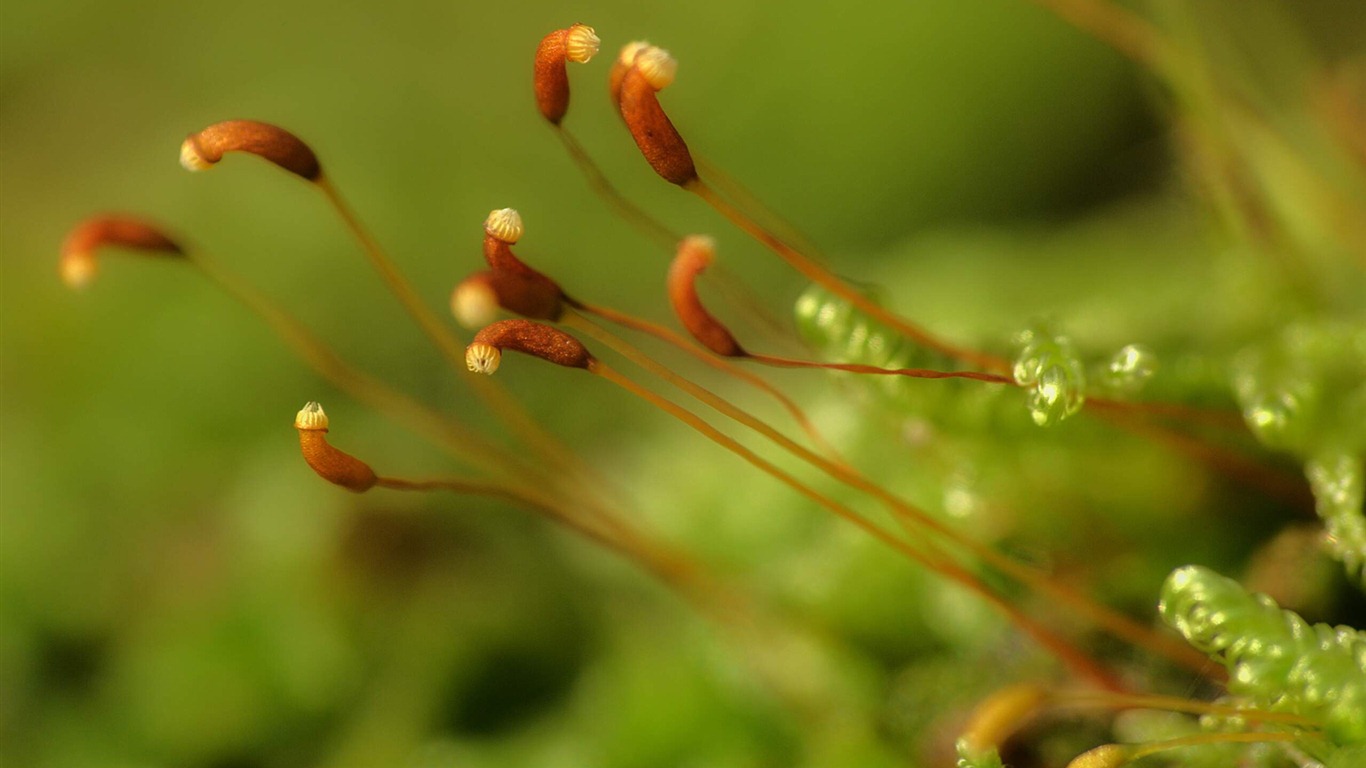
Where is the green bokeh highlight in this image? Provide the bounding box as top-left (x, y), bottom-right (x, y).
top-left (3, 0), bottom-right (1363, 766)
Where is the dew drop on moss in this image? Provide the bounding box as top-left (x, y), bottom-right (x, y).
top-left (1013, 326), bottom-right (1086, 426)
top-left (1102, 343), bottom-right (1157, 395)
top-left (1236, 381), bottom-right (1317, 452)
top-left (1229, 321), bottom-right (1366, 455)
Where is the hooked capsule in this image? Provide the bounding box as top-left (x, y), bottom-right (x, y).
top-left (180, 119), bottom-right (322, 181)
top-left (533, 23), bottom-right (601, 125)
top-left (618, 45), bottom-right (697, 186)
top-left (59, 215), bottom-right (184, 289)
top-left (292, 401), bottom-right (378, 492)
top-left (466, 319), bottom-right (595, 374)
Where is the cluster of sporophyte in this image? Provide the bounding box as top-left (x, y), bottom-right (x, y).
top-left (60, 7), bottom-right (1363, 767)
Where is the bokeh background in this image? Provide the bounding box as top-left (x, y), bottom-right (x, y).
top-left (3, 1), bottom-right (1363, 766)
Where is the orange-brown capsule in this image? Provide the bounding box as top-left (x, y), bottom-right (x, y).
top-left (480, 208), bottom-right (567, 321)
top-left (534, 23), bottom-right (601, 125)
top-left (293, 401), bottom-right (377, 492)
top-left (667, 235), bottom-right (745, 357)
top-left (466, 319), bottom-right (594, 374)
top-left (181, 119), bottom-right (322, 181)
top-left (59, 215), bottom-right (184, 288)
top-left (619, 46), bottom-right (697, 186)
top-left (453, 268), bottom-right (565, 324)
top-left (500, 269), bottom-right (565, 321)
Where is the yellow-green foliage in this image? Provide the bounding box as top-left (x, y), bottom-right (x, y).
top-left (1160, 565), bottom-right (1366, 758)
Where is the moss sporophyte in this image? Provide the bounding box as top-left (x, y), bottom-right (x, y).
top-left (63, 9), bottom-right (1364, 766)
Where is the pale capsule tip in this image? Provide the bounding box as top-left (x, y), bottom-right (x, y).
top-left (484, 208), bottom-right (524, 244)
top-left (451, 276), bottom-right (499, 329)
top-left (636, 46), bottom-right (678, 90)
top-left (564, 24), bottom-right (600, 64)
top-left (466, 343), bottom-right (502, 375)
top-left (618, 40), bottom-right (650, 67)
top-left (60, 253), bottom-right (97, 289)
top-left (294, 401), bottom-right (329, 430)
top-left (178, 138), bottom-right (213, 172)
top-left (680, 234), bottom-right (716, 262)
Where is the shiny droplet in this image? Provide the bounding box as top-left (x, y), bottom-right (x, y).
top-left (1230, 320), bottom-right (1365, 456)
top-left (1013, 325), bottom-right (1086, 426)
top-left (1103, 343), bottom-right (1157, 395)
top-left (1011, 328), bottom-right (1044, 386)
top-left (1242, 389), bottom-right (1308, 449)
top-left (1232, 341), bottom-right (1320, 453)
top-left (1027, 361), bottom-right (1086, 426)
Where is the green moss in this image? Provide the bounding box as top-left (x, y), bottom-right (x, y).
top-left (1160, 565), bottom-right (1366, 757)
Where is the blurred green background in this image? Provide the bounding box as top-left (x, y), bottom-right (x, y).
top-left (3, 1), bottom-right (1363, 766)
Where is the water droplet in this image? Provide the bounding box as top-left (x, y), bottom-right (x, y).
top-left (1013, 325), bottom-right (1086, 426)
top-left (1027, 361), bottom-right (1086, 426)
top-left (1103, 343), bottom-right (1157, 395)
top-left (1232, 342), bottom-right (1321, 453)
top-left (1241, 389), bottom-right (1308, 448)
top-left (1011, 329), bottom-right (1045, 386)
top-left (1230, 320), bottom-right (1366, 458)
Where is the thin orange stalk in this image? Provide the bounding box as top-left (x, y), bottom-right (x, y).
top-left (312, 177), bottom-right (627, 508)
top-left (669, 224), bottom-right (1284, 521)
top-left (743, 352), bottom-right (1016, 384)
top-left (186, 252), bottom-right (663, 555)
top-left (619, 48), bottom-right (988, 367)
top-left (466, 320), bottom-right (1118, 684)
top-left (176, 120), bottom-right (590, 487)
top-left (190, 253), bottom-right (509, 476)
top-left (1090, 404), bottom-right (1312, 511)
top-left (694, 156), bottom-right (826, 262)
top-left (291, 400), bottom-right (707, 600)
top-left (668, 234), bottom-right (1015, 383)
top-left (1052, 691), bottom-right (1320, 728)
top-left (588, 361), bottom-right (1124, 691)
top-left (565, 303), bottom-right (844, 462)
top-left (1087, 396), bottom-right (1248, 431)
top-left (1065, 731), bottom-right (1301, 768)
top-left (685, 179), bottom-right (1011, 372)
top-left (555, 127), bottom-right (681, 249)
top-left (568, 309), bottom-right (1208, 674)
top-left (1125, 731), bottom-right (1299, 762)
top-left (74, 231), bottom-right (682, 579)
top-left (372, 475), bottom-right (703, 590)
